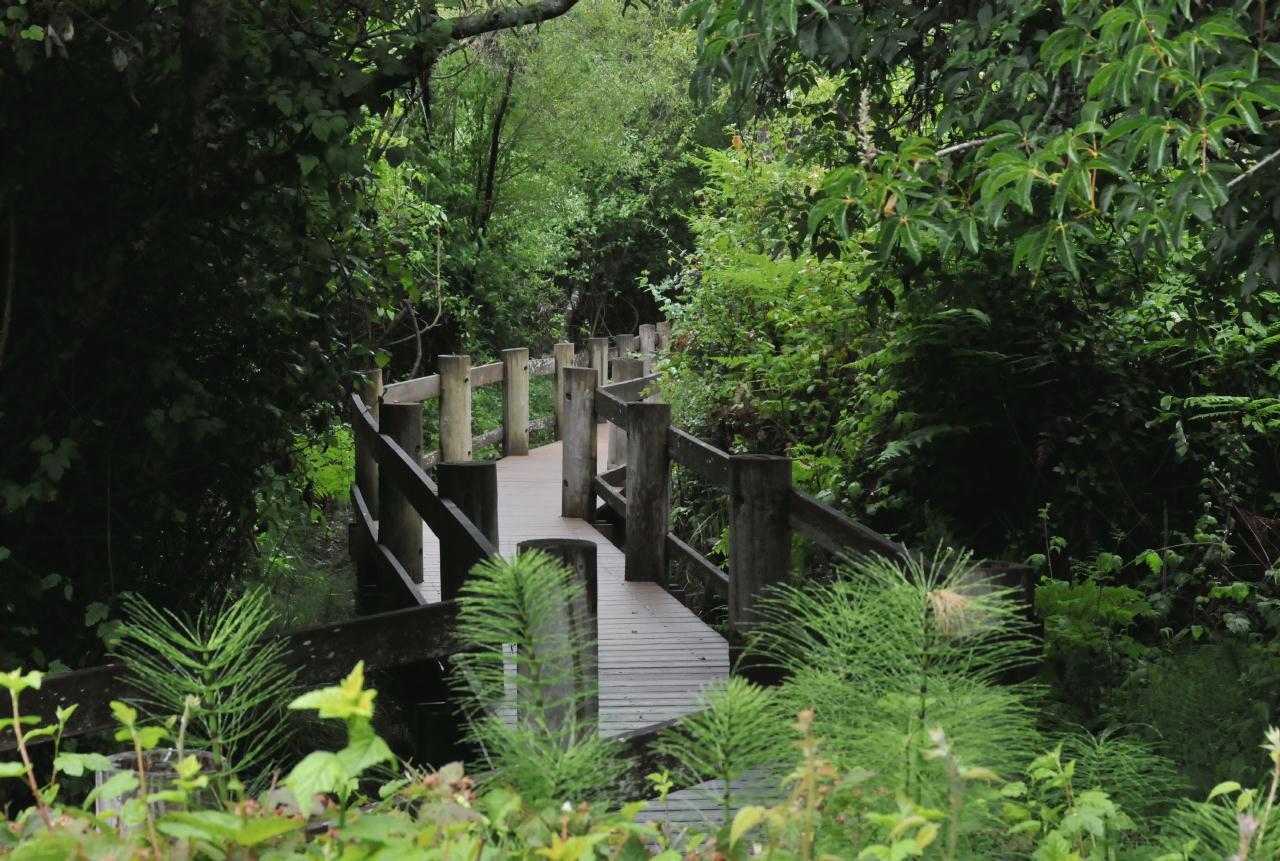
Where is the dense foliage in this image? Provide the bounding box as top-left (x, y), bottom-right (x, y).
top-left (659, 0), bottom-right (1280, 795)
top-left (4, 554), bottom-right (1280, 860)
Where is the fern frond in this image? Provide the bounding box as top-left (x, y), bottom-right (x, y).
top-left (652, 677), bottom-right (786, 826)
top-left (747, 548), bottom-right (1040, 806)
top-left (114, 587), bottom-right (297, 786)
top-left (452, 551), bottom-right (627, 802)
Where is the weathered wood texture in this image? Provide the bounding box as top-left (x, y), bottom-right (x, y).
top-left (607, 357), bottom-right (644, 469)
top-left (382, 373), bottom-right (440, 404)
top-left (587, 337), bottom-right (610, 386)
top-left (668, 427), bottom-right (730, 488)
top-left (562, 366), bottom-right (599, 518)
top-left (638, 323), bottom-right (656, 355)
top-left (419, 433), bottom-right (729, 736)
top-left (437, 461), bottom-right (500, 600)
top-left (355, 370), bottom-right (383, 519)
top-left (600, 373), bottom-right (658, 406)
top-left (789, 487), bottom-right (908, 561)
top-left (470, 361), bottom-right (504, 388)
top-left (379, 403), bottom-right (426, 584)
top-left (552, 341), bottom-right (574, 440)
top-left (594, 389), bottom-right (625, 426)
top-left (728, 455), bottom-right (792, 633)
top-left (666, 534), bottom-right (728, 597)
top-left (439, 354), bottom-right (472, 461)
top-left (502, 347), bottom-right (530, 455)
top-left (593, 475), bottom-right (626, 516)
top-left (624, 401), bottom-right (671, 584)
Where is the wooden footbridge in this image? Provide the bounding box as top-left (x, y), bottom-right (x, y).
top-left (345, 322), bottom-right (911, 738)
top-left (11, 319), bottom-right (950, 826)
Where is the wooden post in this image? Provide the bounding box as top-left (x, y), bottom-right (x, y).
top-left (606, 356), bottom-right (644, 469)
top-left (655, 321), bottom-right (672, 352)
top-left (502, 347), bottom-right (530, 456)
top-left (728, 454), bottom-right (791, 643)
top-left (552, 342), bottom-right (574, 441)
top-left (355, 369), bottom-right (382, 519)
top-left (615, 333), bottom-right (638, 356)
top-left (587, 337), bottom-right (609, 387)
top-left (638, 324), bottom-right (656, 356)
top-left (516, 539), bottom-right (599, 730)
top-left (561, 366), bottom-right (598, 518)
top-left (625, 401), bottom-right (670, 584)
top-left (439, 355), bottom-right (471, 462)
top-left (438, 460), bottom-right (499, 601)
top-left (378, 404), bottom-right (425, 584)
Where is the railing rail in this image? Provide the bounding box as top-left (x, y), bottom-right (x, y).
top-left (560, 320), bottom-right (1027, 665)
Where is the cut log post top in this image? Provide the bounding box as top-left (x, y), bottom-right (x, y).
top-left (439, 354), bottom-right (472, 462)
top-left (587, 337), bottom-right (610, 387)
top-left (561, 366), bottom-right (600, 519)
top-left (502, 347), bottom-right (530, 456)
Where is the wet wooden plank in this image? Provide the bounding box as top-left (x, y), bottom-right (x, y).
top-left (419, 429), bottom-right (729, 735)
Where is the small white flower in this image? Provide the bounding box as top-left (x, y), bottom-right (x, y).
top-left (561, 801), bottom-right (572, 813)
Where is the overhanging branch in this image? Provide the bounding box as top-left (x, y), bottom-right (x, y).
top-left (447, 0), bottom-right (581, 39)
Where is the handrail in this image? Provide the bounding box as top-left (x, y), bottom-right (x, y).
top-left (382, 352), bottom-right (557, 406)
top-left (788, 488), bottom-right (908, 562)
top-left (559, 327), bottom-right (1023, 640)
top-left (382, 373), bottom-right (440, 404)
top-left (470, 360), bottom-right (504, 387)
top-left (599, 373), bottom-right (658, 403)
top-left (668, 427), bottom-right (730, 488)
top-left (593, 388), bottom-right (626, 426)
top-left (374, 415), bottom-right (499, 562)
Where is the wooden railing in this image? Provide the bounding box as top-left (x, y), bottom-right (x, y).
top-left (356, 318), bottom-right (934, 640)
top-left (560, 322), bottom-right (1026, 644)
top-left (351, 326), bottom-right (676, 601)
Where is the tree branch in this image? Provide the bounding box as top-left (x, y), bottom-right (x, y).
top-left (936, 137), bottom-right (992, 158)
top-left (446, 0), bottom-right (581, 40)
top-left (1227, 148), bottom-right (1280, 188)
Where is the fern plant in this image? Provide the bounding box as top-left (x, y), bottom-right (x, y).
top-left (747, 548), bottom-right (1040, 810)
top-left (652, 676), bottom-right (784, 826)
top-left (112, 587), bottom-right (296, 790)
top-left (453, 551), bottom-right (628, 802)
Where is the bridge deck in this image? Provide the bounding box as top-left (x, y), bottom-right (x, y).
top-left (418, 427), bottom-right (729, 736)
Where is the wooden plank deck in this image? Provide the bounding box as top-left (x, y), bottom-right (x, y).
top-left (418, 427), bottom-right (730, 736)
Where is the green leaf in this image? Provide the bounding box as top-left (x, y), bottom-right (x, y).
top-left (1207, 780), bottom-right (1241, 801)
top-left (19, 24), bottom-right (43, 40)
top-left (85, 602), bottom-right (111, 627)
top-left (54, 752), bottom-right (114, 777)
top-left (0, 761), bottom-right (30, 778)
top-left (298, 155), bottom-right (319, 177)
top-left (289, 661), bottom-right (375, 719)
top-left (730, 805), bottom-right (770, 846)
top-left (83, 770), bottom-right (139, 809)
top-left (110, 700), bottom-right (137, 727)
top-left (0, 669), bottom-right (43, 693)
top-left (285, 750), bottom-right (347, 807)
top-left (959, 217), bottom-right (979, 253)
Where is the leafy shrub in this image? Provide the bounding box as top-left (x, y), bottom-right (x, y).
top-left (4, 553), bottom-right (1280, 859)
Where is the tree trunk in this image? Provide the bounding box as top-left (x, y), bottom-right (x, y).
top-left (477, 63), bottom-right (517, 234)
